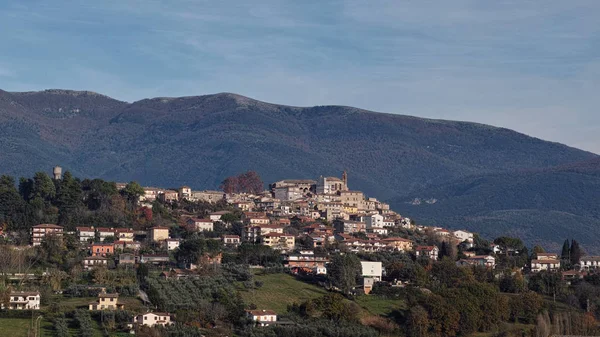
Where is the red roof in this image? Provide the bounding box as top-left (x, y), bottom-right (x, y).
top-left (33, 224), bottom-right (63, 229)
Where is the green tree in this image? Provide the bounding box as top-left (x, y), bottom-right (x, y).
top-left (561, 239), bottom-right (570, 261)
top-left (121, 181), bottom-right (144, 209)
top-left (328, 254), bottom-right (362, 294)
top-left (407, 305), bottom-right (430, 337)
top-left (0, 175), bottom-right (28, 230)
top-left (570, 240), bottom-right (583, 266)
top-left (54, 316), bottom-right (69, 337)
top-left (55, 171), bottom-right (83, 228)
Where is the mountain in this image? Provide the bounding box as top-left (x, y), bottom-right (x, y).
top-left (394, 158), bottom-right (600, 253)
top-left (0, 89), bottom-right (597, 248)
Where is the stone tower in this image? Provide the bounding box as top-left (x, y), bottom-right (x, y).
top-left (53, 166), bottom-right (62, 180)
top-left (342, 170), bottom-right (348, 189)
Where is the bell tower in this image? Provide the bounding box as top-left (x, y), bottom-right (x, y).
top-left (342, 170), bottom-right (348, 189)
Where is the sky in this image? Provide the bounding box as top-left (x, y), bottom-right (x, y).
top-left (1, 1), bottom-right (599, 153)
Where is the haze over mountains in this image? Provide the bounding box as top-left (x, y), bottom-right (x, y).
top-left (0, 89), bottom-right (598, 251)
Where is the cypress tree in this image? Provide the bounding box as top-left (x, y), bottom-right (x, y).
top-left (561, 239), bottom-right (570, 261)
top-left (570, 240), bottom-right (583, 266)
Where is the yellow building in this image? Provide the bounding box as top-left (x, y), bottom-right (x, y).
top-left (262, 233), bottom-right (295, 250)
top-left (89, 292), bottom-right (124, 310)
top-left (150, 226), bottom-right (169, 242)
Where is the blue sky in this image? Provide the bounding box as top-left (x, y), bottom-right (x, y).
top-left (1, 1), bottom-right (599, 153)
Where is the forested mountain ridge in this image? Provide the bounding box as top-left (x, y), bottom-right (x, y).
top-left (0, 88), bottom-right (597, 249)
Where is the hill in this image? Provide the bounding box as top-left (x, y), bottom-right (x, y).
top-left (0, 89), bottom-right (598, 248)
top-left (394, 158), bottom-right (600, 253)
top-left (0, 89), bottom-right (594, 198)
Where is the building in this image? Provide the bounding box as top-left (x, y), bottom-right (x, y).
top-left (415, 246), bottom-right (439, 260)
top-left (262, 233), bottom-right (295, 250)
top-left (178, 186), bottom-right (192, 200)
top-left (222, 235), bottom-right (241, 246)
top-left (580, 256), bottom-right (600, 270)
top-left (31, 224), bottom-right (63, 246)
top-left (149, 226), bottom-right (169, 242)
top-left (191, 190), bottom-right (224, 203)
top-left (361, 261), bottom-right (383, 295)
top-left (163, 239), bottom-right (180, 251)
top-left (456, 255), bottom-right (496, 268)
top-left (114, 228), bottom-right (134, 242)
top-left (317, 174), bottom-right (348, 195)
top-left (270, 179), bottom-right (315, 194)
top-left (274, 186), bottom-right (303, 201)
top-left (91, 243), bottom-right (114, 257)
top-left (209, 210), bottom-right (232, 222)
top-left (76, 226), bottom-right (96, 243)
top-left (89, 292), bottom-right (124, 310)
top-left (134, 312), bottom-right (172, 327)
top-left (381, 237), bottom-right (413, 252)
top-left (338, 191), bottom-right (365, 211)
top-left (142, 187), bottom-right (164, 202)
top-left (3, 291), bottom-right (40, 310)
top-left (284, 250), bottom-right (329, 272)
top-left (159, 190), bottom-right (179, 203)
top-left (117, 253), bottom-right (136, 266)
top-left (246, 310), bottom-right (277, 327)
top-left (531, 253), bottom-right (561, 272)
top-left (186, 218), bottom-right (214, 232)
top-left (243, 225), bottom-right (284, 243)
top-left (97, 228), bottom-right (115, 242)
top-left (139, 254), bottom-right (170, 265)
top-left (333, 219), bottom-right (366, 234)
top-left (453, 230), bottom-right (474, 243)
top-left (83, 256), bottom-right (109, 270)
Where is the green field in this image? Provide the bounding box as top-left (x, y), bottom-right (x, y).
top-left (354, 295), bottom-right (406, 316)
top-left (240, 273), bottom-right (328, 313)
top-left (0, 317), bottom-right (55, 337)
top-left (56, 296), bottom-right (145, 312)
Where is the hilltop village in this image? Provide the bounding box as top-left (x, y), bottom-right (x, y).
top-left (0, 168), bottom-right (598, 336)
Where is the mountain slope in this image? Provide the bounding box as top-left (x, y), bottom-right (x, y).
top-left (0, 89), bottom-right (598, 249)
top-left (394, 158), bottom-right (600, 253)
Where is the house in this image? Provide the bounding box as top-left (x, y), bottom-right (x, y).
top-left (142, 187), bottom-right (164, 202)
top-left (31, 224), bottom-right (63, 246)
top-left (284, 250), bottom-right (329, 273)
top-left (243, 216), bottom-right (270, 226)
top-left (243, 225), bottom-right (283, 243)
top-left (83, 256), bottom-right (109, 270)
top-left (222, 235), bottom-right (241, 246)
top-left (562, 270), bottom-right (585, 284)
top-left (191, 190), bottom-right (224, 203)
top-left (580, 256), bottom-right (600, 270)
top-left (114, 228), bottom-right (134, 242)
top-left (333, 219), bottom-right (366, 234)
top-left (415, 246), bottom-right (439, 260)
top-left (114, 240), bottom-right (142, 251)
top-left (361, 261), bottom-right (383, 295)
top-left (536, 253), bottom-right (559, 260)
top-left (453, 230), bottom-right (474, 243)
top-left (91, 243), bottom-right (114, 257)
top-left (139, 254), bottom-right (170, 265)
top-left (209, 210), bottom-right (232, 222)
top-left (261, 233), bottom-right (295, 250)
top-left (364, 214), bottom-right (384, 233)
top-left (338, 190), bottom-right (366, 211)
top-left (2, 291), bottom-right (40, 310)
top-left (246, 309), bottom-right (277, 326)
top-left (178, 186), bottom-right (192, 200)
top-left (97, 227), bottom-right (115, 242)
top-left (456, 255), bottom-right (496, 268)
top-left (160, 268), bottom-right (199, 280)
top-left (149, 226), bottom-right (169, 242)
top-left (76, 227), bottom-right (96, 243)
top-left (381, 237), bottom-right (413, 252)
top-left (134, 312), bottom-right (172, 327)
top-left (158, 190), bottom-right (179, 203)
top-left (186, 218), bottom-right (214, 232)
top-left (89, 292), bottom-right (124, 310)
top-left (531, 259), bottom-right (561, 272)
top-left (117, 253), bottom-right (136, 266)
top-left (163, 238), bottom-right (180, 251)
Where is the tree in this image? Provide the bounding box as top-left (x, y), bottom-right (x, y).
top-left (407, 305), bottom-right (430, 337)
top-left (327, 254), bottom-right (362, 294)
top-left (220, 171), bottom-right (264, 194)
top-left (561, 239), bottom-right (570, 261)
top-left (570, 240), bottom-right (583, 266)
top-left (220, 176), bottom-right (238, 194)
top-left (121, 181), bottom-right (144, 209)
top-left (0, 175), bottom-right (28, 230)
top-left (55, 171), bottom-right (83, 227)
top-left (54, 316), bottom-right (69, 337)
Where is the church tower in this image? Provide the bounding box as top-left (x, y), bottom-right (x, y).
top-left (342, 170), bottom-right (348, 190)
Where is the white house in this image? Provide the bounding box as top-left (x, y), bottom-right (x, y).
top-left (3, 291), bottom-right (40, 310)
top-left (415, 246), bottom-right (439, 260)
top-left (360, 261), bottom-right (383, 295)
top-left (76, 227), bottom-right (96, 243)
top-left (531, 259), bottom-right (561, 272)
top-left (163, 239), bottom-right (180, 251)
top-left (209, 211), bottom-right (232, 222)
top-left (453, 230), bottom-right (474, 243)
top-left (580, 256), bottom-right (600, 270)
top-left (186, 218), bottom-right (214, 232)
top-left (83, 256), bottom-right (108, 271)
top-left (134, 312), bottom-right (172, 327)
top-left (246, 310), bottom-right (277, 326)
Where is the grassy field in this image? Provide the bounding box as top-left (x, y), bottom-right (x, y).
top-left (240, 273), bottom-right (328, 313)
top-left (354, 295), bottom-right (406, 316)
top-left (0, 317), bottom-right (55, 337)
